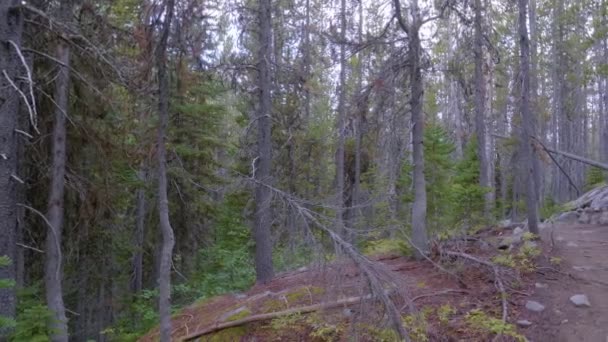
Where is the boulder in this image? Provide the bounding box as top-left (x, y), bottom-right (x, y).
top-left (555, 211), bottom-right (578, 223)
top-left (578, 212), bottom-right (591, 224)
top-left (600, 211), bottom-right (608, 225)
top-left (590, 187), bottom-right (608, 209)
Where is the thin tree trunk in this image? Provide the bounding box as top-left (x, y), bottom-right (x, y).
top-left (155, 0), bottom-right (176, 340)
top-left (474, 0), bottom-right (491, 217)
top-left (529, 0), bottom-right (543, 206)
top-left (254, 0), bottom-right (274, 283)
top-left (518, 0), bottom-right (539, 234)
top-left (45, 24), bottom-right (71, 341)
top-left (0, 0), bottom-right (23, 335)
top-left (132, 165), bottom-right (146, 294)
top-left (335, 0), bottom-right (347, 236)
top-left (352, 0), bottom-right (364, 226)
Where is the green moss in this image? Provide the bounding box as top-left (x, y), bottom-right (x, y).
top-left (207, 326), bottom-right (247, 341)
top-left (261, 298), bottom-right (287, 313)
top-left (465, 309), bottom-right (525, 341)
top-left (225, 308), bottom-right (251, 321)
top-left (356, 323), bottom-right (399, 342)
top-left (285, 286), bottom-right (324, 303)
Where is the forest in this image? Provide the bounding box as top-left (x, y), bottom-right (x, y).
top-left (1, 0), bottom-right (607, 341)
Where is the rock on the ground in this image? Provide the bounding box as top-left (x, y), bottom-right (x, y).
top-left (555, 211), bottom-right (579, 223)
top-left (514, 227), bottom-right (525, 236)
top-left (573, 265), bottom-right (593, 271)
top-left (517, 320), bottom-right (533, 327)
top-left (578, 211), bottom-right (592, 224)
top-left (590, 187), bottom-right (608, 209)
top-left (566, 241), bottom-right (579, 247)
top-left (569, 294), bottom-right (591, 307)
top-left (535, 282), bottom-right (548, 289)
top-left (600, 211), bottom-right (608, 225)
top-left (525, 300), bottom-right (546, 312)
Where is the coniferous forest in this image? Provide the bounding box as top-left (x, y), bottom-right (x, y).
top-left (1, 0), bottom-right (608, 341)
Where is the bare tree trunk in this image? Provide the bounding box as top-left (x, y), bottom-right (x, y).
top-left (518, 0), bottom-right (539, 234)
top-left (474, 0), bottom-right (491, 217)
top-left (0, 0), bottom-right (23, 335)
top-left (303, 0), bottom-right (311, 125)
top-left (45, 17), bottom-right (71, 339)
top-left (335, 0), bottom-right (347, 236)
top-left (132, 165), bottom-right (146, 294)
top-left (254, 0), bottom-right (274, 284)
top-left (155, 0), bottom-right (176, 340)
top-left (407, 0), bottom-right (429, 258)
top-left (529, 0), bottom-right (543, 206)
top-left (599, 0), bottom-right (608, 168)
top-left (352, 0), bottom-right (364, 226)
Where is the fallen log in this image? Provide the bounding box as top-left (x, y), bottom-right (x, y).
top-left (181, 294), bottom-right (372, 341)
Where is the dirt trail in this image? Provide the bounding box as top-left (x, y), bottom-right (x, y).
top-left (526, 223), bottom-right (608, 342)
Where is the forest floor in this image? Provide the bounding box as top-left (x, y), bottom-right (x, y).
top-left (525, 222), bottom-right (608, 342)
top-left (138, 222), bottom-right (608, 342)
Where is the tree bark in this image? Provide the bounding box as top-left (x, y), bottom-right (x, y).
top-left (254, 0), bottom-right (274, 284)
top-left (335, 0), bottom-right (347, 236)
top-left (352, 0), bottom-right (364, 227)
top-left (132, 165), bottom-right (146, 294)
top-left (474, 0), bottom-right (492, 217)
top-left (518, 0), bottom-right (539, 234)
top-left (155, 0), bottom-right (176, 340)
top-left (0, 0), bottom-right (23, 335)
top-left (405, 0), bottom-right (429, 258)
top-left (45, 13), bottom-right (71, 339)
top-left (529, 0), bottom-right (543, 205)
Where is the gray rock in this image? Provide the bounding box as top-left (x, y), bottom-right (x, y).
top-left (566, 241), bottom-right (579, 247)
top-left (517, 320), bottom-right (533, 327)
top-left (599, 211), bottom-right (608, 225)
top-left (573, 265), bottom-right (593, 271)
top-left (525, 300), bottom-right (545, 313)
top-left (513, 227), bottom-right (525, 236)
top-left (535, 282), bottom-right (548, 289)
top-left (524, 241), bottom-right (538, 249)
top-left (590, 187), bottom-right (608, 209)
top-left (555, 211), bottom-right (579, 223)
top-left (578, 212), bottom-right (592, 224)
top-left (569, 294), bottom-right (591, 307)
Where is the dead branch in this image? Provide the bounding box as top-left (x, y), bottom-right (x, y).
top-left (240, 174), bottom-right (411, 341)
top-left (442, 251), bottom-right (508, 322)
top-left (538, 140), bottom-right (608, 171)
top-left (181, 294), bottom-right (373, 341)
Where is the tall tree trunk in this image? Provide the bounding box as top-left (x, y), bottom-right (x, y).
top-left (408, 0), bottom-right (428, 258)
top-left (155, 0), bottom-right (176, 340)
top-left (254, 0), bottom-right (274, 284)
top-left (45, 19), bottom-right (71, 340)
top-left (335, 0), bottom-right (347, 235)
top-left (599, 0), bottom-right (608, 168)
top-left (0, 0), bottom-right (24, 335)
top-left (474, 0), bottom-right (491, 217)
top-left (518, 0), bottom-right (539, 234)
top-left (550, 0), bottom-right (565, 202)
top-left (529, 0), bottom-right (543, 205)
top-left (303, 0), bottom-right (311, 125)
top-left (352, 0), bottom-right (364, 226)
